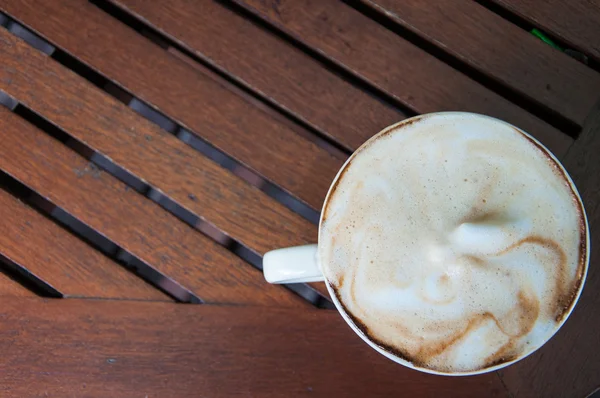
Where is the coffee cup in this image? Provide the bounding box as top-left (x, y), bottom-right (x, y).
top-left (263, 112), bottom-right (589, 375)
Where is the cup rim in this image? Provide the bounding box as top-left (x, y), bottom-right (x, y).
top-left (317, 111), bottom-right (590, 376)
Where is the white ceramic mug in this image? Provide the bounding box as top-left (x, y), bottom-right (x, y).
top-left (263, 112), bottom-right (589, 376)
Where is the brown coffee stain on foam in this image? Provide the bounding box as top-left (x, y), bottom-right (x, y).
top-left (552, 190), bottom-right (589, 324)
top-left (413, 307), bottom-right (532, 371)
top-left (326, 235), bottom-right (346, 289)
top-left (492, 129), bottom-right (587, 324)
top-left (554, 251), bottom-right (584, 323)
top-left (483, 341), bottom-right (519, 369)
top-left (334, 283), bottom-right (493, 371)
top-left (458, 208), bottom-right (503, 227)
top-left (414, 304), bottom-right (534, 370)
top-left (322, 115), bottom-right (428, 226)
top-left (515, 290), bottom-right (540, 335)
top-left (332, 231), bottom-right (543, 371)
top-left (461, 255), bottom-right (487, 268)
top-left (471, 158), bottom-right (503, 208)
top-left (321, 164), bottom-right (349, 226)
top-left (516, 127), bottom-right (588, 320)
top-left (329, 231), bottom-right (583, 372)
top-left (554, 219), bottom-right (587, 324)
top-left (331, 282), bottom-right (418, 365)
top-left (334, 234), bottom-right (579, 373)
top-left (495, 289), bottom-right (540, 338)
top-left (336, 287), bottom-right (532, 372)
top-left (336, 272), bottom-right (345, 290)
top-left (336, 291), bottom-right (540, 373)
top-left (418, 316), bottom-right (490, 366)
top-left (417, 274), bottom-right (458, 306)
top-left (354, 180), bottom-right (364, 194)
top-left (374, 114), bottom-right (426, 142)
top-left (480, 289), bottom-right (540, 368)
top-left (408, 312), bottom-right (511, 370)
top-left (493, 235), bottom-right (570, 324)
top-left (347, 236), bottom-right (369, 319)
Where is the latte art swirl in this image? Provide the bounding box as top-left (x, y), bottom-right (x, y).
top-left (319, 114), bottom-right (586, 373)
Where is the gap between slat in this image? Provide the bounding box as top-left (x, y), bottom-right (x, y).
top-left (343, 0), bottom-right (581, 137)
top-left (0, 167), bottom-right (195, 303)
top-left (47, 33), bottom-right (322, 225)
top-left (0, 253), bottom-right (61, 298)
top-left (0, 11), bottom-right (337, 306)
top-left (1, 88), bottom-right (330, 308)
top-left (91, 0), bottom-right (414, 151)
top-left (223, 0), bottom-right (573, 158)
top-left (474, 0), bottom-right (600, 72)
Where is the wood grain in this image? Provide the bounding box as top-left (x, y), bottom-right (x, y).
top-left (490, 0), bottom-right (600, 63)
top-left (0, 0), bottom-right (343, 211)
top-left (107, 0), bottom-right (406, 151)
top-left (0, 297), bottom-right (509, 397)
top-left (0, 188), bottom-right (169, 301)
top-left (166, 46), bottom-right (348, 161)
top-left (0, 105), bottom-right (304, 307)
top-left (498, 102), bottom-right (600, 397)
top-left (362, 0), bottom-right (600, 127)
top-left (0, 27), bottom-right (320, 260)
top-left (0, 23), bottom-right (329, 299)
top-left (232, 0), bottom-right (573, 157)
top-left (0, 273), bottom-right (35, 297)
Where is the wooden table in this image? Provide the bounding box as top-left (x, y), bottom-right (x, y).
top-left (0, 1), bottom-right (598, 396)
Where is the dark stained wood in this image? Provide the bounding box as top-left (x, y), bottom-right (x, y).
top-left (498, 102), bottom-right (600, 398)
top-left (0, 106), bottom-right (304, 307)
top-left (490, 0), bottom-right (600, 63)
top-left (0, 27), bottom-right (317, 259)
top-left (0, 0), bottom-right (343, 211)
top-left (166, 47), bottom-right (348, 160)
top-left (0, 25), bottom-right (330, 299)
top-left (0, 274), bottom-right (35, 297)
top-left (0, 188), bottom-right (170, 301)
top-left (232, 0), bottom-right (573, 157)
top-left (362, 0), bottom-right (600, 127)
top-left (108, 0), bottom-right (406, 151)
top-left (0, 297), bottom-right (509, 397)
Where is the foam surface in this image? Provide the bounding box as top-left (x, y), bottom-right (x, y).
top-left (319, 113), bottom-right (586, 373)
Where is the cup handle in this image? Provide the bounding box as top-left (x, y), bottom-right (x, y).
top-left (263, 244), bottom-right (324, 284)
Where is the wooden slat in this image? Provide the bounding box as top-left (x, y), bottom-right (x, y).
top-left (0, 297), bottom-right (509, 397)
top-left (0, 20), bottom-right (331, 298)
top-left (166, 46), bottom-right (347, 160)
top-left (0, 188), bottom-right (170, 301)
top-left (497, 102), bottom-right (600, 398)
top-left (0, 27), bottom-right (314, 258)
top-left (362, 0), bottom-right (600, 127)
top-left (107, 0), bottom-right (406, 152)
top-left (0, 106), bottom-right (304, 307)
top-left (232, 0), bottom-right (573, 157)
top-left (490, 0), bottom-right (600, 63)
top-left (0, 273), bottom-right (35, 297)
top-left (0, 0), bottom-right (344, 212)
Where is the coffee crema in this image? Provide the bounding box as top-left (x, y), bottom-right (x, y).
top-left (319, 113), bottom-right (587, 373)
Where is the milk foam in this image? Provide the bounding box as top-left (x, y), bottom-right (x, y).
top-left (319, 113), bottom-right (585, 373)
